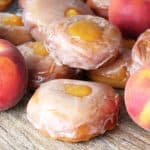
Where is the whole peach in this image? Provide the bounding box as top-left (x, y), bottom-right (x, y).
top-left (0, 39), bottom-right (28, 111)
top-left (125, 66), bottom-right (150, 131)
top-left (109, 0), bottom-right (150, 38)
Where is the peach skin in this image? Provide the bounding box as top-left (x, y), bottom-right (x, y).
top-left (109, 0), bottom-right (150, 38)
top-left (0, 39), bottom-right (28, 111)
top-left (125, 66), bottom-right (150, 131)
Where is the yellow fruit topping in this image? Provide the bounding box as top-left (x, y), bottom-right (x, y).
top-left (3, 15), bottom-right (24, 26)
top-left (30, 42), bottom-right (49, 57)
top-left (68, 20), bottom-right (102, 42)
top-left (64, 84), bottom-right (92, 97)
top-left (65, 8), bottom-right (81, 17)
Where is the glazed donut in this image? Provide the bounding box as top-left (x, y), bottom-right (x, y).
top-left (87, 49), bottom-right (132, 88)
top-left (0, 13), bottom-right (33, 45)
top-left (27, 79), bottom-right (120, 142)
top-left (21, 0), bottom-right (93, 41)
top-left (87, 0), bottom-right (110, 18)
top-left (17, 42), bottom-right (82, 90)
top-left (131, 29), bottom-right (150, 73)
top-left (47, 15), bottom-right (121, 70)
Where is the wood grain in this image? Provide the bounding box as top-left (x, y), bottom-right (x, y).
top-left (0, 1), bottom-right (150, 150)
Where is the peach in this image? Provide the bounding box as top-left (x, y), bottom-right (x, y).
top-left (109, 0), bottom-right (150, 38)
top-left (125, 66), bottom-right (150, 131)
top-left (0, 39), bottom-right (28, 111)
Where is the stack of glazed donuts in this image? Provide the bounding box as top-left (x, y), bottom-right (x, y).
top-left (0, 0), bottom-right (149, 142)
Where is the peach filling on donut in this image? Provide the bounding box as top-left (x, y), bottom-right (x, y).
top-left (30, 42), bottom-right (49, 57)
top-left (3, 15), bottom-right (24, 26)
top-left (68, 20), bottom-right (102, 42)
top-left (64, 84), bottom-right (92, 97)
top-left (65, 8), bottom-right (81, 17)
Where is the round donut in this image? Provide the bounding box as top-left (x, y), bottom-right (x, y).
top-left (17, 42), bottom-right (82, 90)
top-left (27, 79), bottom-right (120, 142)
top-left (21, 0), bottom-right (93, 41)
top-left (131, 29), bottom-right (150, 73)
top-left (47, 15), bottom-right (121, 70)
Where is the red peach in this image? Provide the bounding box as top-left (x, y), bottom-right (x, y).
top-left (109, 0), bottom-right (150, 38)
top-left (125, 66), bottom-right (150, 131)
top-left (0, 39), bottom-right (28, 111)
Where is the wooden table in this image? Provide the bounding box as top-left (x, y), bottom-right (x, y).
top-left (0, 1), bottom-right (150, 150)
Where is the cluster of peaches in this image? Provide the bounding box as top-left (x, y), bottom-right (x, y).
top-left (0, 0), bottom-right (149, 142)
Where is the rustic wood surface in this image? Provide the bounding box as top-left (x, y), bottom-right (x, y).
top-left (0, 1), bottom-right (150, 150)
